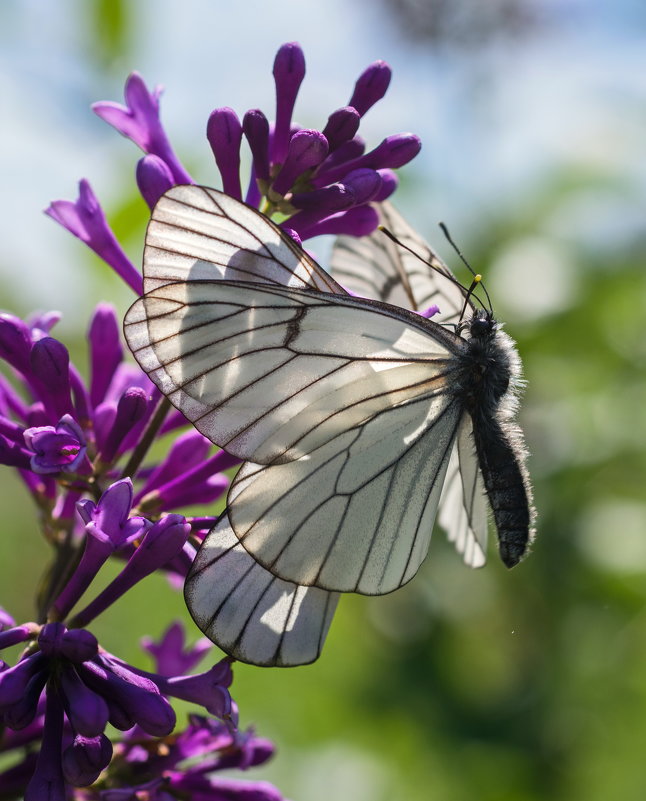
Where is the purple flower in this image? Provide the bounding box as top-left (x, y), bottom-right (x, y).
top-left (80, 41), bottom-right (421, 265)
top-left (24, 414), bottom-right (89, 474)
top-left (45, 180), bottom-right (143, 294)
top-left (142, 622), bottom-right (211, 677)
top-left (92, 72), bottom-right (193, 185)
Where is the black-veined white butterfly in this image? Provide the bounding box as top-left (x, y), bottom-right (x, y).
top-left (124, 185), bottom-right (535, 666)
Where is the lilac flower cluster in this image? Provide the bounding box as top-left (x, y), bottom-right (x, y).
top-left (1, 41), bottom-right (421, 798)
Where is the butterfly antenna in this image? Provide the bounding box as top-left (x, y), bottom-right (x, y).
top-left (438, 222), bottom-right (494, 313)
top-left (379, 225), bottom-right (471, 297)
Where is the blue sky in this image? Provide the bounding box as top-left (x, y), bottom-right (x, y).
top-left (1, 0), bottom-right (645, 324)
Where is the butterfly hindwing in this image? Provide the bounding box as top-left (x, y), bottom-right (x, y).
top-left (185, 513), bottom-right (339, 667)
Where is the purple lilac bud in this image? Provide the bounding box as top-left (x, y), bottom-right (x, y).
top-left (0, 653), bottom-right (46, 708)
top-left (92, 72), bottom-right (192, 184)
top-left (2, 670), bottom-right (48, 730)
top-left (348, 60), bottom-right (392, 116)
top-left (45, 180), bottom-right (143, 294)
top-left (0, 433), bottom-right (32, 469)
top-left (170, 774), bottom-right (285, 800)
top-left (80, 656), bottom-right (176, 737)
top-left (97, 386), bottom-right (148, 464)
top-left (23, 415), bottom-right (88, 474)
top-left (24, 687), bottom-right (65, 801)
top-left (290, 183), bottom-right (355, 213)
top-left (136, 154), bottom-right (175, 210)
top-left (272, 42), bottom-right (306, 163)
top-left (208, 108), bottom-right (243, 200)
top-left (61, 733), bottom-right (112, 786)
top-left (141, 622), bottom-right (211, 677)
top-left (341, 168), bottom-right (384, 204)
top-left (373, 168), bottom-right (399, 201)
top-left (137, 447), bottom-right (237, 513)
top-left (60, 665), bottom-right (109, 737)
top-left (313, 133), bottom-right (422, 187)
top-left (243, 109), bottom-right (270, 182)
top-left (316, 136), bottom-right (366, 173)
top-left (29, 338), bottom-right (73, 420)
top-left (288, 204), bottom-right (380, 240)
top-left (0, 622), bottom-right (38, 650)
top-left (0, 313), bottom-right (32, 374)
top-left (88, 304), bottom-right (123, 408)
top-left (271, 130), bottom-right (329, 196)
top-left (71, 515), bottom-right (190, 627)
top-left (135, 429), bottom-right (212, 499)
top-left (322, 106), bottom-right (361, 151)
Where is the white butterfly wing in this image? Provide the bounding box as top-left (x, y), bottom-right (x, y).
top-left (185, 514), bottom-right (339, 666)
top-left (332, 203), bottom-right (489, 567)
top-left (227, 389), bottom-right (461, 594)
top-left (143, 184), bottom-right (344, 294)
top-left (438, 417), bottom-right (488, 568)
top-left (124, 281), bottom-right (462, 465)
top-left (331, 201), bottom-right (468, 325)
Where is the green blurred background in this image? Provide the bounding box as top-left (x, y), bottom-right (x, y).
top-left (1, 1), bottom-right (646, 799)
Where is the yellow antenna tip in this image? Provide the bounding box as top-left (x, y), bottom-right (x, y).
top-left (474, 274), bottom-right (482, 283)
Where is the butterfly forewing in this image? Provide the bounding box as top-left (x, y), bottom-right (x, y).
top-left (124, 281), bottom-right (462, 465)
top-left (185, 514), bottom-right (339, 666)
top-left (143, 184), bottom-right (343, 294)
top-left (331, 201), bottom-right (469, 326)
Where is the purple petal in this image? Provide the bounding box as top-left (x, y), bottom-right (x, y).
top-left (314, 133), bottom-right (422, 186)
top-left (290, 204), bottom-right (380, 240)
top-left (93, 72), bottom-right (192, 185)
top-left (243, 109), bottom-right (270, 182)
top-left (46, 180), bottom-right (143, 294)
top-left (135, 429), bottom-right (212, 499)
top-left (24, 687), bottom-right (66, 801)
top-left (290, 183), bottom-right (356, 213)
top-left (2, 669), bottom-right (48, 730)
top-left (29, 338), bottom-right (73, 419)
top-left (24, 415), bottom-right (87, 474)
top-left (80, 657), bottom-right (176, 737)
top-left (155, 659), bottom-right (233, 720)
top-left (0, 653), bottom-right (46, 707)
top-left (348, 60), bottom-right (392, 116)
top-left (208, 108), bottom-right (243, 200)
top-left (0, 433), bottom-right (32, 469)
top-left (62, 733), bottom-right (112, 787)
top-left (322, 106), bottom-right (361, 151)
top-left (141, 622), bottom-right (211, 677)
top-left (88, 304), bottom-right (123, 408)
top-left (97, 387), bottom-right (148, 464)
top-left (271, 129), bottom-right (329, 195)
top-left (373, 168), bottom-right (399, 201)
top-left (136, 154), bottom-right (175, 210)
top-left (0, 313), bottom-right (33, 374)
top-left (60, 664), bottom-right (109, 737)
top-left (71, 515), bottom-right (189, 627)
top-left (272, 42), bottom-right (306, 163)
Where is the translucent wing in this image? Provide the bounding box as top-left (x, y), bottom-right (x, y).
top-left (142, 184), bottom-right (344, 294)
top-left (330, 201), bottom-right (469, 326)
top-left (227, 390), bottom-right (463, 594)
top-left (124, 281), bottom-right (463, 465)
top-left (185, 514), bottom-right (339, 667)
top-left (438, 416), bottom-right (488, 568)
top-left (332, 204), bottom-right (489, 566)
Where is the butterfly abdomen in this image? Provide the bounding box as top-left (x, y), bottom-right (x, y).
top-left (453, 312), bottom-right (534, 567)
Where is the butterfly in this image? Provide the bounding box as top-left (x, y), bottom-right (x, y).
top-left (124, 185), bottom-right (535, 666)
